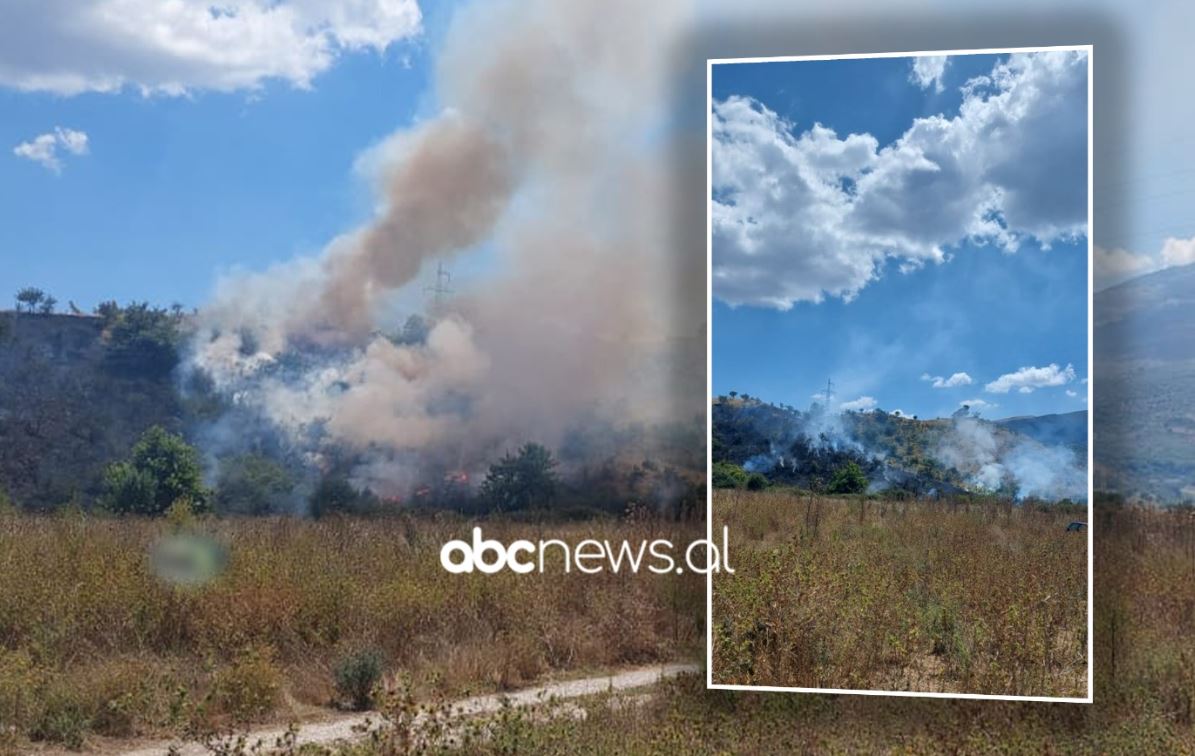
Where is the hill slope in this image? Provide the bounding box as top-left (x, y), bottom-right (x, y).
top-left (0, 312), bottom-right (182, 509)
top-left (713, 397), bottom-right (1087, 500)
top-left (1094, 262), bottom-right (1195, 501)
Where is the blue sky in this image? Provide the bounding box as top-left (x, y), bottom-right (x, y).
top-left (711, 52), bottom-right (1089, 420)
top-left (0, 1), bottom-right (462, 312)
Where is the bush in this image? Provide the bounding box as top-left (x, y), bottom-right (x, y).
top-left (102, 302), bottom-right (182, 378)
top-left (101, 426), bottom-right (208, 516)
top-left (215, 454), bottom-right (295, 515)
top-left (481, 443), bottom-right (559, 511)
top-left (827, 461), bottom-right (868, 494)
top-left (209, 647), bottom-right (280, 724)
top-left (711, 461), bottom-right (747, 489)
top-left (310, 476), bottom-right (378, 518)
top-left (334, 648), bottom-right (385, 711)
top-left (31, 689), bottom-right (90, 749)
top-left (745, 472), bottom-right (769, 491)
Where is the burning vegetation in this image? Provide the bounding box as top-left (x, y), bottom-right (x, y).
top-left (712, 393), bottom-right (1087, 502)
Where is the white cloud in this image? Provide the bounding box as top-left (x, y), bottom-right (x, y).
top-left (921, 371), bottom-right (973, 388)
top-left (1066, 389), bottom-right (1078, 397)
top-left (1095, 235), bottom-right (1195, 290)
top-left (13, 127), bottom-right (89, 172)
top-left (1161, 236), bottom-right (1195, 267)
top-left (0, 0), bottom-right (421, 96)
top-left (712, 50), bottom-right (1088, 309)
top-left (985, 363), bottom-right (1076, 394)
top-left (959, 398), bottom-right (996, 410)
top-left (840, 395), bottom-right (877, 411)
top-left (1094, 245), bottom-right (1161, 289)
top-left (910, 55), bottom-right (949, 93)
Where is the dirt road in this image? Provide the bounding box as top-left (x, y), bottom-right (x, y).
top-left (119, 662), bottom-right (699, 755)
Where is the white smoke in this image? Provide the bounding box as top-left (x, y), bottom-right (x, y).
top-left (184, 0), bottom-right (699, 498)
top-left (936, 417), bottom-right (1086, 501)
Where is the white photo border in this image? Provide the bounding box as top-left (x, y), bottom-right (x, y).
top-left (704, 44), bottom-right (1095, 704)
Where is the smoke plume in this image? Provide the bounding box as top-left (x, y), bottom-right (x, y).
top-left (936, 417), bottom-right (1086, 501)
top-left (184, 0), bottom-right (701, 501)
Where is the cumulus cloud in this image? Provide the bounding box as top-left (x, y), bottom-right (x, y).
top-left (921, 371), bottom-right (973, 388)
top-left (1161, 236), bottom-right (1195, 267)
top-left (960, 398), bottom-right (996, 411)
top-left (1066, 389), bottom-right (1078, 397)
top-left (0, 0), bottom-right (421, 95)
top-left (1094, 235), bottom-right (1195, 290)
top-left (985, 363), bottom-right (1076, 394)
top-left (840, 395), bottom-right (877, 411)
top-left (712, 50), bottom-right (1088, 309)
top-left (12, 127), bottom-right (89, 172)
top-left (909, 55), bottom-right (949, 92)
top-left (1094, 244), bottom-right (1160, 289)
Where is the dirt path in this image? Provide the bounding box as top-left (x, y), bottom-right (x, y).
top-left (119, 662), bottom-right (699, 756)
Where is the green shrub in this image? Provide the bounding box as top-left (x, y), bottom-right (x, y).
top-left (310, 476), bottom-right (379, 518)
top-left (31, 690), bottom-right (90, 749)
top-left (102, 302), bottom-right (182, 378)
top-left (481, 443), bottom-right (559, 511)
top-left (827, 461), bottom-right (868, 494)
top-left (711, 461), bottom-right (747, 489)
top-left (215, 454), bottom-right (295, 515)
top-left (334, 648), bottom-right (385, 711)
top-left (101, 426), bottom-right (208, 516)
top-left (209, 647), bottom-right (280, 724)
top-left (745, 472), bottom-right (769, 491)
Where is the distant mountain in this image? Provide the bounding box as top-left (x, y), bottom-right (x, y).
top-left (1096, 262), bottom-right (1195, 363)
top-left (1094, 262), bottom-right (1195, 502)
top-left (996, 411), bottom-right (1087, 456)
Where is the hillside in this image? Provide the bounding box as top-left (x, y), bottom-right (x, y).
top-left (995, 411), bottom-right (1087, 457)
top-left (0, 311), bottom-right (183, 509)
top-left (1094, 262), bottom-right (1195, 501)
top-left (713, 396), bottom-right (1087, 500)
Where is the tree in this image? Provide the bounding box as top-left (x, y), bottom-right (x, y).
top-left (103, 302), bottom-right (182, 377)
top-left (15, 287), bottom-right (45, 313)
top-left (711, 461), bottom-right (748, 489)
top-left (215, 454), bottom-right (295, 515)
top-left (740, 472), bottom-right (769, 489)
top-left (95, 300), bottom-right (121, 324)
top-left (746, 472), bottom-right (769, 491)
top-left (101, 426), bottom-right (208, 515)
top-left (828, 461), bottom-right (868, 494)
top-left (481, 443), bottom-right (558, 511)
top-left (38, 295), bottom-right (57, 315)
top-left (309, 475), bottom-right (378, 518)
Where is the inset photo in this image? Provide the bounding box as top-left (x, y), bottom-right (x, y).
top-left (707, 46), bottom-right (1092, 701)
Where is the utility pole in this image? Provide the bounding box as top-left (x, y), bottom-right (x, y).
top-left (424, 262), bottom-right (453, 309)
top-left (824, 377), bottom-right (835, 406)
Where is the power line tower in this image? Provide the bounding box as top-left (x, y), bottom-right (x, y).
top-left (824, 378), bottom-right (835, 406)
top-left (424, 262), bottom-right (453, 309)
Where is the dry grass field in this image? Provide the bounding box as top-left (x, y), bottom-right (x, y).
top-left (0, 510), bottom-right (703, 751)
top-left (197, 499), bottom-right (1195, 756)
top-left (711, 489), bottom-right (1087, 696)
top-left (12, 503), bottom-right (1195, 753)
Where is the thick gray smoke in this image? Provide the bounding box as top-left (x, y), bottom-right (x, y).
top-left (185, 0), bottom-right (700, 498)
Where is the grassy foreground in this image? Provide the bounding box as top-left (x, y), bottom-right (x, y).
top-left (712, 489), bottom-right (1087, 696)
top-left (0, 511), bottom-right (703, 750)
top-left (316, 504), bottom-right (1195, 754)
top-left (8, 503), bottom-right (1195, 753)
